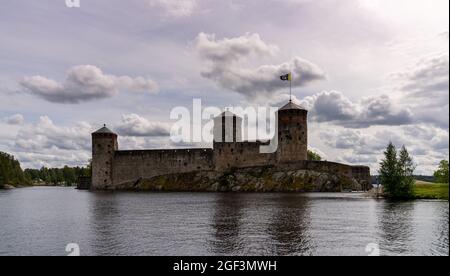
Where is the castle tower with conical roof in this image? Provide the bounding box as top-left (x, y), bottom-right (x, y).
top-left (91, 125), bottom-right (118, 190)
top-left (277, 101), bottom-right (308, 162)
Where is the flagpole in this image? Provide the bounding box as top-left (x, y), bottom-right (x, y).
top-left (289, 72), bottom-right (292, 102)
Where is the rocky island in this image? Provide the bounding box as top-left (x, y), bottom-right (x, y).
top-left (89, 101), bottom-right (371, 191)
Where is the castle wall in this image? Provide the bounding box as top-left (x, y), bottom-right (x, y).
top-left (213, 142), bottom-right (276, 171)
top-left (351, 165), bottom-right (372, 190)
top-left (111, 148), bottom-right (214, 187)
top-left (91, 102), bottom-right (371, 191)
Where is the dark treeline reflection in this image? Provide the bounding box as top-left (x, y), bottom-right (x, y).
top-left (209, 194), bottom-right (245, 255)
top-left (209, 194), bottom-right (313, 256)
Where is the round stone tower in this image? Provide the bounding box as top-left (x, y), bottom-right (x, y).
top-left (91, 125), bottom-right (118, 190)
top-left (277, 101), bottom-right (308, 162)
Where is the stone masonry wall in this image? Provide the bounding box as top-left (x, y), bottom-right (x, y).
top-left (213, 142), bottom-right (276, 171)
top-left (112, 148), bottom-right (214, 187)
top-left (109, 147), bottom-right (371, 191)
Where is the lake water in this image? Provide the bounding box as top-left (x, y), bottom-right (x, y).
top-left (0, 187), bottom-right (448, 256)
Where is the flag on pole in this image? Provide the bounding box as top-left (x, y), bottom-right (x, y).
top-left (280, 73), bottom-right (292, 81)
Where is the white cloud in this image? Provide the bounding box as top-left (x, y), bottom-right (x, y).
top-left (195, 32), bottom-right (325, 99)
top-left (5, 114), bottom-right (174, 168)
top-left (147, 0), bottom-right (198, 18)
top-left (195, 32), bottom-right (278, 63)
top-left (5, 116), bottom-right (93, 168)
top-left (389, 52), bottom-right (449, 128)
top-left (393, 53), bottom-right (449, 98)
top-left (318, 124), bottom-right (449, 174)
top-left (15, 116), bottom-right (92, 152)
top-left (20, 65), bottom-right (158, 104)
top-left (115, 113), bottom-right (171, 137)
top-left (2, 114), bottom-right (24, 125)
top-left (301, 91), bottom-right (413, 128)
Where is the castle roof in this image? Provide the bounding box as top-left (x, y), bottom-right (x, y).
top-left (93, 125), bottom-right (115, 134)
top-left (279, 101), bottom-right (306, 111)
top-left (215, 111), bottom-right (240, 118)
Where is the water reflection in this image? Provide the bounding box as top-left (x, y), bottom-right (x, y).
top-left (377, 201), bottom-right (415, 255)
top-left (268, 194), bottom-right (313, 255)
top-left (0, 188), bottom-right (447, 256)
top-left (435, 204), bottom-right (449, 255)
top-left (209, 194), bottom-right (245, 255)
top-left (209, 194), bottom-right (314, 256)
top-left (88, 192), bottom-right (122, 256)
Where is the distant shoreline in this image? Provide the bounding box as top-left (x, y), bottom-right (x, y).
top-left (2, 183), bottom-right (448, 201)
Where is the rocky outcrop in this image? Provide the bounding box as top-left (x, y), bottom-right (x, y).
top-left (113, 165), bottom-right (370, 192)
top-left (0, 184), bottom-right (15, 190)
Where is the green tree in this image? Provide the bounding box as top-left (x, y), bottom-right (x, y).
top-left (307, 150), bottom-right (322, 161)
top-left (63, 166), bottom-right (76, 186)
top-left (0, 151), bottom-right (29, 187)
top-left (379, 142), bottom-right (401, 197)
top-left (397, 146), bottom-right (415, 198)
top-left (0, 172), bottom-right (4, 189)
top-left (434, 160), bottom-right (449, 184)
top-left (379, 143), bottom-right (415, 198)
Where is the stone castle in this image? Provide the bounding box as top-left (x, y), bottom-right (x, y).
top-left (91, 101), bottom-right (371, 192)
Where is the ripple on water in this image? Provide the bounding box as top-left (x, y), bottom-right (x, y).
top-left (0, 188), bottom-right (448, 256)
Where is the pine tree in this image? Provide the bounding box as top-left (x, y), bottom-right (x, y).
top-left (379, 143), bottom-right (416, 198)
top-left (398, 146), bottom-right (415, 198)
top-left (379, 142), bottom-right (401, 197)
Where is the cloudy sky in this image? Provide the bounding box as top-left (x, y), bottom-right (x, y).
top-left (0, 0), bottom-right (448, 175)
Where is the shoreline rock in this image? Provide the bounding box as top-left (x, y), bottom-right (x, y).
top-left (1, 184), bottom-right (16, 190)
top-left (112, 166), bottom-right (371, 192)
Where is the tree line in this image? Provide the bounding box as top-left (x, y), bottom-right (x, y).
top-left (24, 165), bottom-right (91, 186)
top-left (0, 151), bottom-right (30, 187)
top-left (0, 151), bottom-right (90, 188)
top-left (379, 142), bottom-right (449, 198)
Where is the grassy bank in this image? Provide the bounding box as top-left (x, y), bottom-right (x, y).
top-left (413, 181), bottom-right (449, 200)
